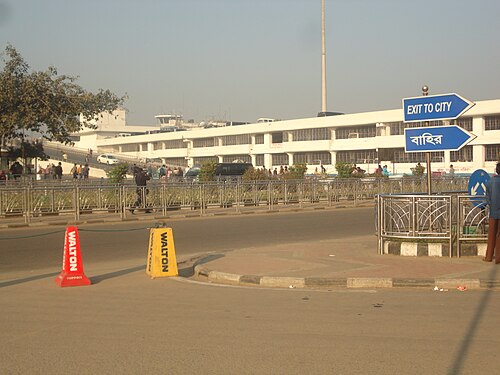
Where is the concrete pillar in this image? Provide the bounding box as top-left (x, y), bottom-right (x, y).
top-left (473, 117), bottom-right (486, 169)
top-left (264, 154), bottom-right (272, 169)
top-left (251, 154), bottom-right (257, 167)
top-left (330, 151), bottom-right (337, 167)
top-left (287, 152), bottom-right (294, 166)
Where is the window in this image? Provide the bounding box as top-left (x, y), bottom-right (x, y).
top-left (336, 125), bottom-right (376, 139)
top-left (485, 116), bottom-right (500, 131)
top-left (222, 155), bottom-right (252, 163)
top-left (272, 153), bottom-right (289, 165)
top-left (455, 117), bottom-right (473, 131)
top-left (290, 128), bottom-right (331, 141)
top-left (254, 134), bottom-right (264, 144)
top-left (337, 150), bottom-right (377, 164)
top-left (255, 154), bottom-right (264, 167)
top-left (193, 138), bottom-right (215, 148)
top-left (221, 135), bottom-right (251, 146)
top-left (393, 149), bottom-right (444, 163)
top-left (388, 122), bottom-right (404, 136)
top-left (271, 132), bottom-right (283, 143)
top-left (294, 152), bottom-right (331, 164)
top-left (485, 144), bottom-right (500, 161)
top-left (451, 145), bottom-right (473, 162)
top-left (165, 140), bottom-right (187, 149)
top-left (121, 144), bottom-right (139, 152)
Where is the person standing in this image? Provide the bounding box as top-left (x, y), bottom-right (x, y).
top-left (449, 164), bottom-right (455, 178)
top-left (382, 165), bottom-right (389, 177)
top-left (70, 163), bottom-right (78, 179)
top-left (484, 163), bottom-right (500, 263)
top-left (55, 162), bottom-right (63, 179)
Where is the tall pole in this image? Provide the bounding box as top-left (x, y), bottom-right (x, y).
top-left (321, 0), bottom-right (327, 113)
top-left (422, 85), bottom-right (432, 194)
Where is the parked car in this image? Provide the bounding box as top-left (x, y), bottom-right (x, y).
top-left (97, 154), bottom-right (120, 164)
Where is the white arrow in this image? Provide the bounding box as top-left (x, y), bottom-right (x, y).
top-left (471, 182), bottom-right (487, 196)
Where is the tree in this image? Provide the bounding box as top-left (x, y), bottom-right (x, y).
top-left (0, 44), bottom-right (126, 144)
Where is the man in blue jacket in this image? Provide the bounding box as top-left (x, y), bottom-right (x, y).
top-left (484, 163), bottom-right (500, 263)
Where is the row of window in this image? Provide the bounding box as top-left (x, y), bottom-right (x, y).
top-left (115, 144), bottom-right (500, 166)
top-left (157, 116), bottom-right (500, 149)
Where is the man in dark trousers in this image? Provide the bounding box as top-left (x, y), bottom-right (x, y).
top-left (484, 162), bottom-right (500, 263)
top-left (131, 168), bottom-right (150, 213)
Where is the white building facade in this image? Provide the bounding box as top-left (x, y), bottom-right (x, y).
top-left (80, 99), bottom-right (500, 176)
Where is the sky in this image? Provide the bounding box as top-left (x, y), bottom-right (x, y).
top-left (1, 0), bottom-right (499, 126)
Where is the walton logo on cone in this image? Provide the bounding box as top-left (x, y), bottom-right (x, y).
top-left (55, 226), bottom-right (91, 287)
top-left (146, 227), bottom-right (178, 278)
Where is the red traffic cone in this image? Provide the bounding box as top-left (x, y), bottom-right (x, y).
top-left (55, 226), bottom-right (91, 287)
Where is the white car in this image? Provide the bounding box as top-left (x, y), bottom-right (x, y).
top-left (97, 154), bottom-right (120, 165)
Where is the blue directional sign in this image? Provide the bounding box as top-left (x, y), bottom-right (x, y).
top-left (403, 93), bottom-right (475, 123)
top-left (468, 169), bottom-right (490, 207)
top-left (405, 125), bottom-right (476, 152)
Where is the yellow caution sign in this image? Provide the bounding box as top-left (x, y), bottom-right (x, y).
top-left (146, 228), bottom-right (178, 278)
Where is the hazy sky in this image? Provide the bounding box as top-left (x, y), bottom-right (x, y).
top-left (1, 0), bottom-right (499, 125)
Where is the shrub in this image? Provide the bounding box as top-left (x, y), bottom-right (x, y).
top-left (283, 163), bottom-right (307, 180)
top-left (335, 162), bottom-right (355, 178)
top-left (242, 167), bottom-right (269, 181)
top-left (106, 163), bottom-right (129, 183)
top-left (199, 160), bottom-right (217, 182)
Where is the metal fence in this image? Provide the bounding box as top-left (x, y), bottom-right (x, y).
top-left (0, 177), bottom-right (468, 223)
top-left (377, 193), bottom-right (488, 257)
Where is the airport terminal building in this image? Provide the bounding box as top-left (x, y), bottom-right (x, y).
top-left (75, 98), bottom-right (500, 175)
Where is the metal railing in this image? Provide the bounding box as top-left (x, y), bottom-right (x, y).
top-left (377, 194), bottom-right (488, 257)
top-left (0, 177), bottom-right (468, 223)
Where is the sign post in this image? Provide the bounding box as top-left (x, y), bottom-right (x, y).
top-left (403, 89), bottom-right (475, 194)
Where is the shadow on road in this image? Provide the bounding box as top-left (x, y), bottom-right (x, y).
top-left (448, 265), bottom-right (500, 375)
top-left (90, 265), bottom-right (145, 284)
top-left (178, 253), bottom-right (225, 277)
top-left (0, 271), bottom-right (60, 288)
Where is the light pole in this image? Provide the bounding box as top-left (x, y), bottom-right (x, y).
top-left (422, 85), bottom-right (432, 194)
top-left (321, 0), bottom-right (327, 113)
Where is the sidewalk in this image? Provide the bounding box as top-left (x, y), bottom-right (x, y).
top-left (192, 235), bottom-right (500, 290)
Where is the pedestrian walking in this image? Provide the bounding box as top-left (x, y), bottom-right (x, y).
top-left (484, 163), bottom-right (500, 263)
top-left (131, 168), bottom-right (151, 214)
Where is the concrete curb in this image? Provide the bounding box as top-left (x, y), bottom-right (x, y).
top-left (193, 265), bottom-right (495, 290)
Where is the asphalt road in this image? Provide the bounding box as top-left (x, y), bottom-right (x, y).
top-left (1, 275), bottom-right (499, 374)
top-left (1, 208), bottom-right (500, 374)
top-left (0, 207), bottom-right (375, 277)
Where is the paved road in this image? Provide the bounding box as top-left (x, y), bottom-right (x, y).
top-left (2, 208), bottom-right (500, 374)
top-left (0, 207), bottom-right (375, 278)
top-left (2, 275), bottom-right (499, 374)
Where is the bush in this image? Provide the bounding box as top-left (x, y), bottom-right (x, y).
top-left (106, 163), bottom-right (129, 183)
top-left (413, 163), bottom-right (425, 176)
top-left (335, 162), bottom-right (355, 178)
top-left (242, 167), bottom-right (269, 181)
top-left (283, 163), bottom-right (307, 180)
top-left (199, 160), bottom-right (217, 182)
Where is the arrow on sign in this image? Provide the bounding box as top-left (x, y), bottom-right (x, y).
top-left (403, 93), bottom-right (475, 123)
top-left (470, 182), bottom-right (486, 196)
top-left (405, 125), bottom-right (476, 152)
